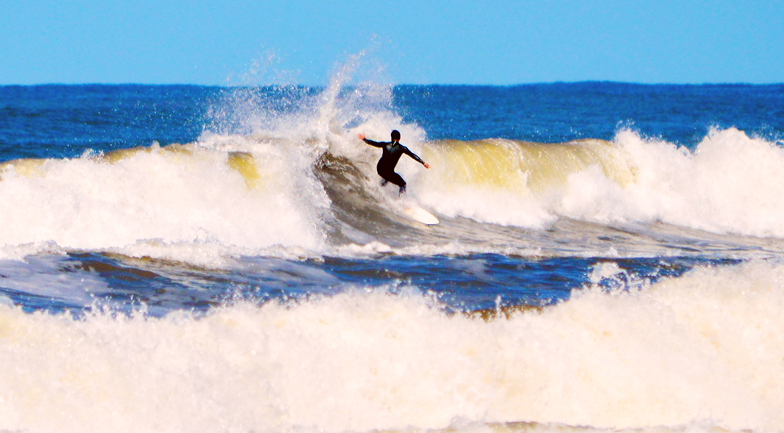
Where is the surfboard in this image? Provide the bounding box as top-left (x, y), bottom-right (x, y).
top-left (403, 206), bottom-right (439, 225)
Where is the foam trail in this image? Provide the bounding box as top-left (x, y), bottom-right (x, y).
top-left (0, 261), bottom-right (782, 432)
top-left (0, 255), bottom-right (111, 305)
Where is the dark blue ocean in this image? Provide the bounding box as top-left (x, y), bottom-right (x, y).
top-left (1, 81), bottom-right (784, 432)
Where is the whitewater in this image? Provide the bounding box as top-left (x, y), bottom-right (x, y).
top-left (0, 76), bottom-right (783, 433)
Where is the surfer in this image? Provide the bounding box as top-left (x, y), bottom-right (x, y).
top-left (358, 130), bottom-right (430, 195)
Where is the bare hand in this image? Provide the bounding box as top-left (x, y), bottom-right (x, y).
top-left (358, 133), bottom-right (365, 140)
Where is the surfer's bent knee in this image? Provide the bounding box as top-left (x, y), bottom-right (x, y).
top-left (378, 170), bottom-right (405, 187)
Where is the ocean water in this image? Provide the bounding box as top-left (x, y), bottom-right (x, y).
top-left (1, 76), bottom-right (784, 433)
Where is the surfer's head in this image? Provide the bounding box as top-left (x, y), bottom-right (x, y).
top-left (391, 130), bottom-right (401, 141)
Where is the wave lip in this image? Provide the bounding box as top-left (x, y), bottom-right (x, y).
top-left (409, 128), bottom-right (784, 239)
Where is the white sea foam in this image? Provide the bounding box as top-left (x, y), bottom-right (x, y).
top-left (0, 260), bottom-right (782, 432)
top-left (335, 240), bottom-right (542, 258)
top-left (0, 138), bottom-right (329, 263)
top-left (417, 128), bottom-right (784, 238)
top-left (558, 128), bottom-right (784, 237)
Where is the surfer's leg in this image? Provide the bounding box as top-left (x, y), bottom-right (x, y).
top-left (380, 171), bottom-right (403, 186)
top-left (385, 172), bottom-right (406, 195)
top-left (383, 172), bottom-right (405, 187)
top-left (378, 165), bottom-right (392, 188)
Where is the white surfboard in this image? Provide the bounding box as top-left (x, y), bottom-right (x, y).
top-left (403, 206), bottom-right (439, 225)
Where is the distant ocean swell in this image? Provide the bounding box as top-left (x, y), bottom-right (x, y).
top-left (0, 260), bottom-right (782, 432)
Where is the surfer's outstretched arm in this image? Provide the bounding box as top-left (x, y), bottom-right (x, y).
top-left (358, 133), bottom-right (385, 148)
top-left (402, 145), bottom-right (430, 169)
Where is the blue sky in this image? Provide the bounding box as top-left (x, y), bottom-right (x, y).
top-left (1, 0), bottom-right (782, 85)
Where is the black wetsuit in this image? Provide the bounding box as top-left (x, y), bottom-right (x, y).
top-left (363, 138), bottom-right (426, 192)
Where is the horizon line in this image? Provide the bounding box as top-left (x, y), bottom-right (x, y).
top-left (2, 80), bottom-right (783, 88)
